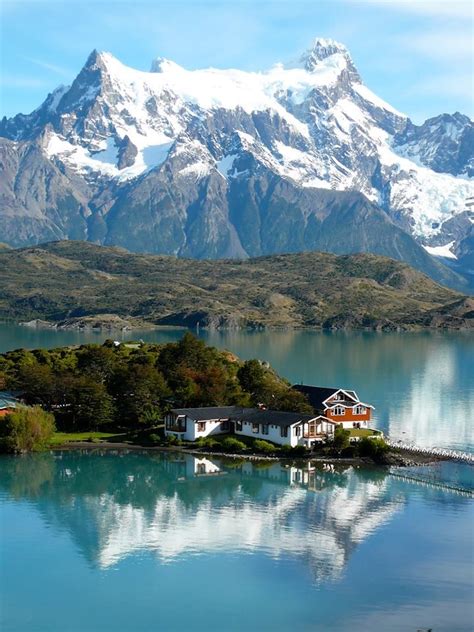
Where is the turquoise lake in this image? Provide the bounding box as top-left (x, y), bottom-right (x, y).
top-left (1, 323), bottom-right (473, 452)
top-left (0, 451), bottom-right (473, 632)
top-left (1, 325), bottom-right (473, 630)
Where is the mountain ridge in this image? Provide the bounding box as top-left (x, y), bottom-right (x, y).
top-left (1, 38), bottom-right (473, 287)
top-left (1, 240), bottom-right (472, 331)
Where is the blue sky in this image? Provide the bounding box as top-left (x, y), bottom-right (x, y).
top-left (1, 0), bottom-right (472, 122)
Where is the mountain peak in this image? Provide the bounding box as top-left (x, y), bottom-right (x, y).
top-left (150, 57), bottom-right (183, 73)
top-left (306, 38), bottom-right (349, 60)
top-left (299, 37), bottom-right (360, 81)
top-left (82, 50), bottom-right (119, 74)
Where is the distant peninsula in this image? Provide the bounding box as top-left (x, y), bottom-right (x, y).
top-left (1, 241), bottom-right (473, 331)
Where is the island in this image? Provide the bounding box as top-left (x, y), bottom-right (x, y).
top-left (0, 334), bottom-right (459, 467)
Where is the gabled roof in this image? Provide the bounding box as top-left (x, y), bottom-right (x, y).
top-left (292, 385), bottom-right (340, 410)
top-left (170, 406), bottom-right (316, 427)
top-left (171, 406), bottom-right (249, 421)
top-left (310, 415), bottom-right (339, 425)
top-left (292, 385), bottom-right (366, 410)
top-left (234, 409), bottom-right (316, 428)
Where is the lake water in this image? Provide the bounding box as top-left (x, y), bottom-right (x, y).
top-left (0, 451), bottom-right (473, 632)
top-left (1, 323), bottom-right (473, 452)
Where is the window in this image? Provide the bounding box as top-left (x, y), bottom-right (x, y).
top-left (305, 420), bottom-right (318, 438)
top-left (166, 415), bottom-right (186, 432)
top-left (295, 426), bottom-right (301, 437)
top-left (235, 420), bottom-right (242, 432)
top-left (333, 406), bottom-right (345, 416)
top-left (221, 420), bottom-right (229, 431)
top-left (280, 426), bottom-right (288, 438)
top-left (252, 423), bottom-right (259, 434)
top-left (197, 463), bottom-right (206, 475)
top-left (353, 405), bottom-right (367, 415)
top-left (262, 424), bottom-right (269, 435)
top-left (197, 422), bottom-right (206, 432)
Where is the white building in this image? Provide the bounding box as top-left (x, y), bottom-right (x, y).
top-left (164, 406), bottom-right (337, 447)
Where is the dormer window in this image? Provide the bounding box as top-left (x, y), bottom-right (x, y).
top-left (353, 405), bottom-right (366, 415)
top-left (333, 405), bottom-right (345, 416)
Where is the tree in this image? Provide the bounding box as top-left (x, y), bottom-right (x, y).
top-left (76, 345), bottom-right (117, 383)
top-left (0, 370), bottom-right (7, 390)
top-left (237, 359), bottom-right (266, 394)
top-left (111, 364), bottom-right (170, 426)
top-left (57, 375), bottom-right (114, 431)
top-left (193, 365), bottom-right (229, 406)
top-left (17, 362), bottom-right (56, 409)
top-left (158, 333), bottom-right (214, 376)
top-left (271, 388), bottom-right (313, 413)
top-left (0, 406), bottom-right (56, 453)
top-left (332, 425), bottom-right (350, 454)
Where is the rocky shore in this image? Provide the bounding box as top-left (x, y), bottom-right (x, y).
top-left (50, 440), bottom-right (452, 468)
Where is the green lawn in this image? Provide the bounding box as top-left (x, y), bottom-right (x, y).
top-left (49, 431), bottom-right (125, 446)
top-left (348, 428), bottom-right (381, 438)
top-left (49, 427), bottom-right (164, 447)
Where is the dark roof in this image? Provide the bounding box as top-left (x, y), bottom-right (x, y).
top-left (235, 409), bottom-right (315, 427)
top-left (171, 406), bottom-right (315, 427)
top-left (292, 385), bottom-right (367, 411)
top-left (292, 385), bottom-right (340, 410)
top-left (171, 406), bottom-right (248, 421)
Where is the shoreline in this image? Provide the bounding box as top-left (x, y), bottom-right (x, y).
top-left (11, 317), bottom-right (474, 333)
top-left (48, 441), bottom-right (453, 467)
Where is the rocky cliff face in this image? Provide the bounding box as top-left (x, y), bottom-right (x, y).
top-left (1, 38), bottom-right (473, 287)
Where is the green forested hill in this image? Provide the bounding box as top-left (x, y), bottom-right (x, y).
top-left (0, 241), bottom-right (472, 330)
top-left (0, 334), bottom-right (310, 431)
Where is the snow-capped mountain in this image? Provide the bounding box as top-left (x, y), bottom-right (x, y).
top-left (1, 39), bottom-right (473, 287)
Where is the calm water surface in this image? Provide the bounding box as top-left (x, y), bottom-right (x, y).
top-left (1, 323), bottom-right (473, 452)
top-left (0, 451), bottom-right (473, 632)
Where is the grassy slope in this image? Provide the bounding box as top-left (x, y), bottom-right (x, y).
top-left (1, 240), bottom-right (472, 330)
top-left (49, 431), bottom-right (123, 445)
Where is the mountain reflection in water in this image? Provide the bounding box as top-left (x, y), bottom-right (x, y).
top-left (0, 451), bottom-right (465, 580)
top-left (2, 451), bottom-right (473, 632)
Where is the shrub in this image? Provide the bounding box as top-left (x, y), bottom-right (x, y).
top-left (221, 437), bottom-right (247, 453)
top-left (196, 437), bottom-right (219, 449)
top-left (0, 406), bottom-right (56, 453)
top-left (165, 434), bottom-right (180, 445)
top-left (149, 433), bottom-right (161, 445)
top-left (280, 445), bottom-right (307, 457)
top-left (358, 437), bottom-right (389, 462)
top-left (252, 439), bottom-right (277, 454)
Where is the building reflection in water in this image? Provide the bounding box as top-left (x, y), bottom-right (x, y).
top-left (0, 451), bottom-right (410, 584)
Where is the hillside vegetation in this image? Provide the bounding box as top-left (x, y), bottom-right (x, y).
top-left (0, 241), bottom-right (473, 330)
top-left (0, 335), bottom-right (310, 431)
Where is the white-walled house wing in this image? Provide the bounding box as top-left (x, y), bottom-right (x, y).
top-left (164, 407), bottom-right (338, 447)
